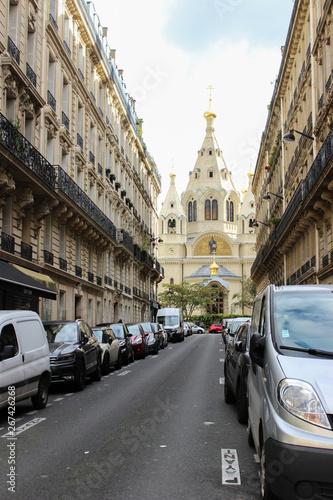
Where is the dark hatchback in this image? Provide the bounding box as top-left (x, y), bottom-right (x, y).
top-left (96, 322), bottom-right (134, 365)
top-left (139, 322), bottom-right (159, 354)
top-left (43, 319), bottom-right (102, 391)
top-left (224, 320), bottom-right (251, 423)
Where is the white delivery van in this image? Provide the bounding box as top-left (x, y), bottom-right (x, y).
top-left (156, 308), bottom-right (184, 342)
top-left (0, 311), bottom-right (51, 410)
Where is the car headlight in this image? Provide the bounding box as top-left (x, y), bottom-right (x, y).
top-left (118, 340), bottom-right (125, 347)
top-left (132, 338), bottom-right (142, 345)
top-left (57, 354), bottom-right (76, 363)
top-left (278, 379), bottom-right (331, 430)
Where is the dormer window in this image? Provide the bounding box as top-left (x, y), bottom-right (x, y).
top-left (171, 203), bottom-right (174, 208)
top-left (209, 171), bottom-right (213, 178)
top-left (209, 150), bottom-right (212, 155)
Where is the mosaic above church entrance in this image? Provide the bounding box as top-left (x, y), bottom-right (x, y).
top-left (193, 234), bottom-right (232, 256)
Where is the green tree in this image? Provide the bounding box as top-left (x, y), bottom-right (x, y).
top-left (231, 276), bottom-right (257, 314)
top-left (159, 281), bottom-right (219, 319)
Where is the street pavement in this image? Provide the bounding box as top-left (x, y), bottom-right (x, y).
top-left (0, 334), bottom-right (261, 500)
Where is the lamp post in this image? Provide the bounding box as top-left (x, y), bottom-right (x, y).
top-left (282, 129), bottom-right (314, 143)
top-left (249, 220), bottom-right (270, 228)
top-left (167, 287), bottom-right (173, 307)
top-left (263, 192), bottom-right (284, 201)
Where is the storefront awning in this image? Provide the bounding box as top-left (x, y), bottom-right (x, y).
top-left (0, 260), bottom-right (57, 299)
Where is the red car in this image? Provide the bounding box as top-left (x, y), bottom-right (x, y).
top-left (127, 323), bottom-right (148, 358)
top-left (209, 323), bottom-right (223, 333)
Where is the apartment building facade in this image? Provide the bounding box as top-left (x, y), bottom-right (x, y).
top-left (251, 0), bottom-right (333, 291)
top-left (0, 0), bottom-right (163, 322)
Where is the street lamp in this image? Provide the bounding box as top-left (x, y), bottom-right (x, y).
top-left (250, 220), bottom-right (270, 228)
top-left (282, 129), bottom-right (314, 143)
top-left (151, 237), bottom-right (163, 245)
top-left (263, 192), bottom-right (284, 201)
top-left (167, 287), bottom-right (173, 307)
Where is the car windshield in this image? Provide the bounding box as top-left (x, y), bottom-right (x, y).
top-left (140, 323), bottom-right (153, 333)
top-left (273, 291), bottom-right (333, 352)
top-left (128, 324), bottom-right (141, 335)
top-left (45, 323), bottom-right (78, 343)
top-left (110, 324), bottom-right (125, 339)
top-left (92, 330), bottom-right (109, 343)
top-left (158, 316), bottom-right (178, 327)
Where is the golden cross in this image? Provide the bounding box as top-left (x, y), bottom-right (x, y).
top-left (207, 84), bottom-right (214, 102)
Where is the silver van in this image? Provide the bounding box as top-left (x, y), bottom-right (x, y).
top-left (156, 308), bottom-right (184, 342)
top-left (0, 311), bottom-right (51, 410)
top-left (248, 284), bottom-right (333, 500)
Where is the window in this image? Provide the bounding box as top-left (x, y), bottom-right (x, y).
top-left (0, 324), bottom-right (18, 356)
top-left (59, 291), bottom-right (66, 320)
top-left (209, 150), bottom-right (212, 155)
top-left (44, 215), bottom-right (52, 252)
top-left (209, 171), bottom-right (213, 178)
top-left (212, 200), bottom-right (218, 220)
top-left (60, 225), bottom-right (66, 260)
top-left (193, 201), bottom-right (197, 221)
top-left (170, 278), bottom-right (174, 284)
top-left (230, 201), bottom-right (234, 222)
top-left (205, 199), bottom-right (211, 220)
top-left (188, 201), bottom-right (192, 222)
top-left (226, 201), bottom-right (229, 221)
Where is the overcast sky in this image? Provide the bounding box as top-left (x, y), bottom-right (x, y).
top-left (91, 0), bottom-right (295, 209)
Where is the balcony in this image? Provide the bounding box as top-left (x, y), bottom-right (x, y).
top-left (89, 151), bottom-right (95, 166)
top-left (0, 112), bottom-right (56, 189)
top-left (77, 133), bottom-right (83, 149)
top-left (104, 276), bottom-right (112, 286)
top-left (59, 258), bottom-right (67, 271)
top-left (7, 36), bottom-right (20, 64)
top-left (63, 40), bottom-right (71, 57)
top-left (44, 250), bottom-right (54, 265)
top-left (21, 242), bottom-right (32, 261)
top-left (62, 112), bottom-right (70, 131)
top-left (1, 232), bottom-right (14, 254)
top-left (47, 90), bottom-right (56, 112)
top-left (116, 229), bottom-right (134, 253)
top-left (26, 62), bottom-right (36, 87)
top-left (75, 266), bottom-right (82, 278)
top-left (88, 272), bottom-right (94, 283)
top-left (49, 13), bottom-right (58, 31)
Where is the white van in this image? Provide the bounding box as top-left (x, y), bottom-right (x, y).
top-left (156, 308), bottom-right (184, 342)
top-left (0, 311), bottom-right (51, 410)
top-left (248, 284), bottom-right (333, 500)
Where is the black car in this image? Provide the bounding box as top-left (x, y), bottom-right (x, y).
top-left (224, 320), bottom-right (251, 423)
top-left (139, 322), bottom-right (159, 354)
top-left (43, 320), bottom-right (102, 391)
top-left (151, 322), bottom-right (165, 349)
top-left (96, 322), bottom-right (134, 365)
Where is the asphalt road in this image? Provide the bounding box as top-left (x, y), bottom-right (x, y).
top-left (0, 334), bottom-right (261, 500)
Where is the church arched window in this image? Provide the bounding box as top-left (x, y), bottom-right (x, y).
top-left (212, 199), bottom-right (218, 220)
top-left (226, 200), bottom-right (229, 221)
top-left (168, 218), bottom-right (176, 233)
top-left (193, 201), bottom-right (197, 221)
top-left (188, 201), bottom-right (192, 222)
top-left (230, 201), bottom-right (234, 222)
top-left (205, 199), bottom-right (211, 220)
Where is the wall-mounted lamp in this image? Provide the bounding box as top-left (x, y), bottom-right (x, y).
top-left (250, 220), bottom-right (269, 228)
top-left (282, 129), bottom-right (315, 143)
top-left (263, 192), bottom-right (284, 201)
top-left (151, 237), bottom-right (163, 244)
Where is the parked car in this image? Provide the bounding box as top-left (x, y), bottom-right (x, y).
top-left (0, 311), bottom-right (51, 410)
top-left (151, 322), bottom-right (165, 348)
top-left (224, 317), bottom-right (251, 347)
top-left (91, 326), bottom-right (122, 374)
top-left (184, 322), bottom-right (192, 336)
top-left (248, 284), bottom-right (333, 500)
top-left (156, 308), bottom-right (184, 342)
top-left (127, 323), bottom-right (148, 358)
top-left (222, 318), bottom-right (234, 343)
top-left (189, 322), bottom-right (205, 334)
top-left (158, 323), bottom-right (168, 348)
top-left (224, 320), bottom-right (251, 423)
top-left (139, 322), bottom-right (159, 354)
top-left (95, 322), bottom-right (134, 366)
top-left (44, 319), bottom-right (102, 391)
top-left (209, 323), bottom-right (223, 333)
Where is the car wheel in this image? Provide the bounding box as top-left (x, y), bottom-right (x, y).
top-left (224, 378), bottom-right (236, 403)
top-left (236, 382), bottom-right (248, 424)
top-left (91, 356), bottom-right (102, 382)
top-left (31, 375), bottom-right (49, 409)
top-left (115, 352), bottom-right (123, 370)
top-left (75, 361), bottom-right (86, 391)
top-left (154, 344), bottom-right (159, 355)
top-left (123, 350), bottom-right (129, 366)
top-left (260, 443), bottom-right (277, 500)
top-left (102, 354), bottom-right (110, 376)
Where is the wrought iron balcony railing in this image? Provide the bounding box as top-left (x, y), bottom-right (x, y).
top-left (7, 36), bottom-right (20, 64)
top-left (26, 62), bottom-right (36, 87)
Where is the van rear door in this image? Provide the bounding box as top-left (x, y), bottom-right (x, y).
top-left (0, 322), bottom-right (26, 407)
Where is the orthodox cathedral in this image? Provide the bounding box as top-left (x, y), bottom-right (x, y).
top-left (157, 100), bottom-right (256, 315)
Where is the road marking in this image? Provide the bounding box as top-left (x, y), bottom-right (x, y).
top-left (1, 418), bottom-right (46, 438)
top-left (54, 398), bottom-right (64, 402)
top-left (219, 377), bottom-right (225, 384)
top-left (221, 448), bottom-right (241, 485)
top-left (65, 393), bottom-right (74, 397)
top-left (117, 370), bottom-right (130, 376)
top-left (220, 358), bottom-right (224, 362)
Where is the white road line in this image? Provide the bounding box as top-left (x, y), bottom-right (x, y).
top-left (221, 448), bottom-right (241, 485)
top-left (1, 418), bottom-right (46, 438)
top-left (53, 398), bottom-right (64, 402)
top-left (117, 370), bottom-right (131, 376)
top-left (65, 393), bottom-right (74, 397)
top-left (219, 377), bottom-right (225, 384)
top-left (220, 358), bottom-right (224, 362)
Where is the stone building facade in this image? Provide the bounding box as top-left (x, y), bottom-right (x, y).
top-left (158, 105), bottom-right (256, 315)
top-left (251, 0), bottom-right (333, 291)
top-left (0, 0), bottom-right (163, 322)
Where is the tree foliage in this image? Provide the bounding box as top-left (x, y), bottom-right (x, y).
top-left (232, 276), bottom-right (257, 313)
top-left (159, 281), bottom-right (219, 319)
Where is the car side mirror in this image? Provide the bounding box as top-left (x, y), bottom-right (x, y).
top-left (145, 332), bottom-right (149, 336)
top-left (81, 334), bottom-right (89, 344)
top-left (109, 338), bottom-right (113, 345)
top-left (250, 333), bottom-right (265, 368)
top-left (234, 341), bottom-right (243, 352)
top-left (126, 333), bottom-right (132, 338)
top-left (0, 345), bottom-right (15, 360)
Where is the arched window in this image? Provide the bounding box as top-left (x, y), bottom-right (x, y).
top-left (226, 200), bottom-right (229, 221)
top-left (188, 201), bottom-right (192, 222)
top-left (180, 219), bottom-right (183, 234)
top-left (193, 201), bottom-right (197, 221)
top-left (168, 219), bottom-right (176, 233)
top-left (212, 200), bottom-right (218, 220)
top-left (230, 201), bottom-right (234, 222)
top-left (170, 278), bottom-right (174, 284)
top-left (205, 199), bottom-right (211, 220)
